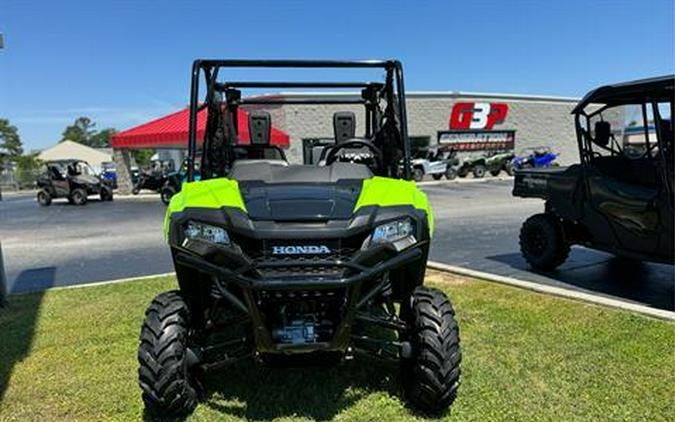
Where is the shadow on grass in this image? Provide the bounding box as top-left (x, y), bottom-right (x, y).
top-left (0, 267), bottom-right (55, 406)
top-left (143, 355), bottom-right (405, 421)
top-left (204, 356), bottom-right (401, 421)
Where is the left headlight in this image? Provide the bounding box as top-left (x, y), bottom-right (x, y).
top-left (363, 218), bottom-right (417, 251)
top-left (183, 221), bottom-right (231, 246)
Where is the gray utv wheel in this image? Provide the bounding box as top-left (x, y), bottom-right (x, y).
top-left (413, 168), bottom-right (424, 182)
top-left (472, 164), bottom-right (486, 178)
top-left (138, 291), bottom-right (198, 416)
top-left (403, 286), bottom-right (461, 414)
top-left (445, 166), bottom-right (457, 180)
top-left (70, 188), bottom-right (87, 205)
top-left (504, 163), bottom-right (514, 176)
top-left (160, 186), bottom-right (176, 205)
top-left (519, 213), bottom-right (570, 270)
top-left (37, 189), bottom-right (51, 206)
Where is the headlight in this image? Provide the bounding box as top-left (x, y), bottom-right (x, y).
top-left (183, 221), bottom-right (230, 245)
top-left (364, 218), bottom-right (417, 251)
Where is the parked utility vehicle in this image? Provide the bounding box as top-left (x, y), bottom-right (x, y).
top-left (485, 151), bottom-right (515, 176)
top-left (36, 159), bottom-right (113, 206)
top-left (511, 146), bottom-right (558, 170)
top-left (138, 59), bottom-right (461, 416)
top-left (513, 76), bottom-right (674, 269)
top-left (411, 145), bottom-right (458, 181)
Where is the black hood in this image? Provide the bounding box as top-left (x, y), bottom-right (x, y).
top-left (238, 180), bottom-right (363, 221)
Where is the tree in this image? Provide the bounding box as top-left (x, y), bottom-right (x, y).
top-left (14, 153), bottom-right (41, 188)
top-left (60, 117), bottom-right (96, 145)
top-left (131, 149), bottom-right (155, 168)
top-left (88, 128), bottom-right (117, 148)
top-left (0, 118), bottom-right (23, 163)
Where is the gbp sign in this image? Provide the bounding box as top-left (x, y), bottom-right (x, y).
top-left (450, 102), bottom-right (509, 130)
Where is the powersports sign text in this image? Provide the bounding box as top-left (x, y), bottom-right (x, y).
top-left (437, 130), bottom-right (515, 151)
top-left (449, 102), bottom-right (509, 130)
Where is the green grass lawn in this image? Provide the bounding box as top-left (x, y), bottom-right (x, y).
top-left (0, 271), bottom-right (673, 422)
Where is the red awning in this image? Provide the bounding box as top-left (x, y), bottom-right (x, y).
top-left (111, 107), bottom-right (289, 149)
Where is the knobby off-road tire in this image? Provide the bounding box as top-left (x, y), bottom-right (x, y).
top-left (37, 189), bottom-right (52, 206)
top-left (413, 168), bottom-right (424, 182)
top-left (519, 213), bottom-right (570, 270)
top-left (70, 188), bottom-right (87, 205)
top-left (472, 164), bottom-right (486, 178)
top-left (100, 187), bottom-right (113, 201)
top-left (432, 173), bottom-right (443, 180)
top-left (160, 186), bottom-right (176, 205)
top-left (138, 291), bottom-right (198, 416)
top-left (403, 286), bottom-right (461, 414)
top-left (504, 163), bottom-right (514, 176)
top-left (490, 169), bottom-right (501, 177)
top-left (445, 166), bottom-right (457, 180)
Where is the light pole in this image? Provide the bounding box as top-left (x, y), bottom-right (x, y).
top-left (0, 33), bottom-right (7, 305)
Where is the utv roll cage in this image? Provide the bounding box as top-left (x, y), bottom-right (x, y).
top-left (572, 75), bottom-right (674, 197)
top-left (572, 75), bottom-right (674, 165)
top-left (185, 59), bottom-right (412, 181)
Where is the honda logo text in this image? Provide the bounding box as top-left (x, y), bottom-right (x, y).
top-left (272, 245), bottom-right (332, 255)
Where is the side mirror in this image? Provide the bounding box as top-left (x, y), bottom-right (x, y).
top-left (594, 121), bottom-right (611, 147)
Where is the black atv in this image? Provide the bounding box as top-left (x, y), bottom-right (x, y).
top-left (35, 159), bottom-right (113, 206)
top-left (132, 160), bottom-right (174, 195)
top-left (159, 157), bottom-right (201, 205)
top-left (513, 75), bottom-right (674, 269)
top-left (137, 59), bottom-right (461, 417)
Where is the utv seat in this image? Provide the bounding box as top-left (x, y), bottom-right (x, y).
top-left (230, 161), bottom-right (373, 183)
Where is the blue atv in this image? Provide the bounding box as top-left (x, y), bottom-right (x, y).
top-left (512, 146), bottom-right (558, 170)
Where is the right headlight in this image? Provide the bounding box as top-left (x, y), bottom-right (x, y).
top-left (363, 218), bottom-right (417, 251)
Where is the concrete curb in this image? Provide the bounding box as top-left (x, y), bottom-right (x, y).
top-left (428, 261), bottom-right (675, 321)
top-left (417, 176), bottom-right (513, 186)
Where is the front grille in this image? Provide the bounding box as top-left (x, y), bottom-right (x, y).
top-left (251, 249), bottom-right (356, 279)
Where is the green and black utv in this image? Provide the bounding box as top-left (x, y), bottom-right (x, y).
top-left (137, 59), bottom-right (461, 416)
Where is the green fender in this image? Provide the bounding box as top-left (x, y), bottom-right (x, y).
top-left (164, 176), bottom-right (433, 240)
top-left (354, 177), bottom-right (434, 236)
top-left (163, 178), bottom-right (246, 240)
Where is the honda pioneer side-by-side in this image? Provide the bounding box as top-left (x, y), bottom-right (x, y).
top-left (514, 76), bottom-right (674, 269)
top-left (36, 159), bottom-right (113, 206)
top-left (137, 60), bottom-right (461, 416)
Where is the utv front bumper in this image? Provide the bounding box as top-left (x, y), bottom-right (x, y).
top-left (168, 206), bottom-right (430, 354)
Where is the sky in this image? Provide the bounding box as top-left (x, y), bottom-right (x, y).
top-left (0, 0), bottom-right (673, 151)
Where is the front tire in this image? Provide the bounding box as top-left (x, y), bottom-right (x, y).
top-left (445, 166), bottom-right (457, 180)
top-left (37, 189), bottom-right (52, 206)
top-left (472, 164), bottom-right (486, 178)
top-left (403, 286), bottom-right (461, 414)
top-left (100, 186), bottom-right (113, 201)
top-left (413, 168), bottom-right (424, 182)
top-left (489, 169), bottom-right (501, 177)
top-left (519, 213), bottom-right (570, 270)
top-left (138, 291), bottom-right (198, 417)
top-left (160, 186), bottom-right (176, 205)
top-left (70, 188), bottom-right (87, 205)
top-left (432, 173), bottom-right (443, 180)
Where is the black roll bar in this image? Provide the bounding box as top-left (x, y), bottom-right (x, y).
top-left (186, 59), bottom-right (411, 182)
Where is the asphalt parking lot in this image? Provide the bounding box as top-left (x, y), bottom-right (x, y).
top-left (1, 180), bottom-right (673, 311)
